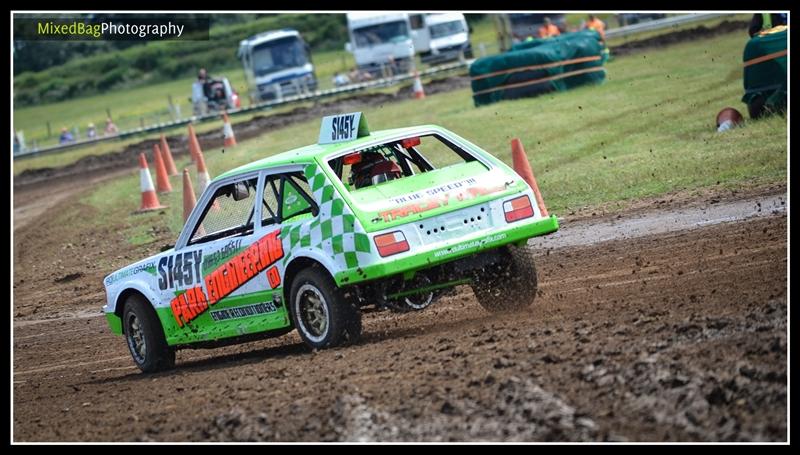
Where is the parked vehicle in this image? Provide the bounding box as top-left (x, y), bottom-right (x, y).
top-left (409, 13), bottom-right (472, 64)
top-left (238, 29), bottom-right (317, 103)
top-left (346, 13), bottom-right (415, 77)
top-left (191, 76), bottom-right (241, 116)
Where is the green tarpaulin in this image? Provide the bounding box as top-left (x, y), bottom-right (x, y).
top-left (742, 28), bottom-right (787, 118)
top-left (470, 30), bottom-right (607, 107)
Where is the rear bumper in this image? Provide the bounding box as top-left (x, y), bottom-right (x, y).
top-left (335, 214), bottom-right (559, 285)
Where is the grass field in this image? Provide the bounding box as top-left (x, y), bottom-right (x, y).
top-left (14, 14), bottom-right (738, 149)
top-left (77, 28), bottom-right (787, 247)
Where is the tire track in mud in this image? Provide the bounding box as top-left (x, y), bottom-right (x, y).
top-left (13, 200), bottom-right (786, 441)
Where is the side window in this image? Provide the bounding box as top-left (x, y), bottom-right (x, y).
top-left (281, 174), bottom-right (316, 222)
top-left (190, 177), bottom-right (258, 244)
top-left (410, 14), bottom-right (425, 30)
top-left (261, 172), bottom-right (318, 227)
top-left (262, 176), bottom-right (280, 227)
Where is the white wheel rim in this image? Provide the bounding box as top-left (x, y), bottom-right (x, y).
top-left (405, 292), bottom-right (434, 310)
top-left (295, 284), bottom-right (329, 343)
top-left (127, 313), bottom-right (147, 363)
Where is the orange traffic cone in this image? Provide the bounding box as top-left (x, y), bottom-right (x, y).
top-left (182, 168), bottom-right (197, 223)
top-left (136, 152), bottom-right (167, 213)
top-left (510, 138), bottom-right (548, 217)
top-left (222, 111), bottom-right (237, 147)
top-left (160, 134), bottom-right (178, 176)
top-left (412, 70), bottom-right (426, 99)
top-left (196, 147), bottom-right (211, 195)
top-left (187, 124), bottom-right (200, 163)
top-left (153, 144), bottom-right (173, 194)
top-left (183, 168), bottom-right (206, 235)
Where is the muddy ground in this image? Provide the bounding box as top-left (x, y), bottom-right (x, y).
top-left (13, 179), bottom-right (787, 441)
top-left (14, 20), bottom-right (748, 190)
top-left (13, 18), bottom-right (784, 442)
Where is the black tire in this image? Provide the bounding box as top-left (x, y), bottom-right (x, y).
top-left (289, 266), bottom-right (362, 349)
top-left (470, 243), bottom-right (538, 312)
top-left (123, 295), bottom-right (175, 373)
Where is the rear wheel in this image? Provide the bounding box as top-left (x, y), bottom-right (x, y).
top-left (290, 267), bottom-right (362, 349)
top-left (471, 243), bottom-right (538, 312)
top-left (123, 295), bottom-right (175, 373)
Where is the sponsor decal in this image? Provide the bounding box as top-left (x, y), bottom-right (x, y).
top-left (202, 239), bottom-right (243, 275)
top-left (104, 262), bottom-right (156, 286)
top-left (389, 177), bottom-right (478, 205)
top-left (378, 184), bottom-right (507, 222)
top-left (157, 251), bottom-right (203, 291)
top-left (266, 266), bottom-right (281, 289)
top-left (433, 232), bottom-right (508, 258)
top-left (209, 301), bottom-right (278, 322)
top-left (170, 229), bottom-right (284, 328)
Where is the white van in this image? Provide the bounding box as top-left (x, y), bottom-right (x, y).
top-left (345, 12), bottom-right (415, 77)
top-left (238, 29), bottom-right (317, 102)
top-left (410, 13), bottom-right (472, 64)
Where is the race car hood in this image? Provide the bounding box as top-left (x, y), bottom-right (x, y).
top-left (344, 161), bottom-right (526, 232)
top-left (103, 249), bottom-right (171, 289)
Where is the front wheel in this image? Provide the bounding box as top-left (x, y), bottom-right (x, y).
top-left (471, 243), bottom-right (538, 312)
top-left (123, 295), bottom-right (175, 373)
top-left (290, 267), bottom-right (362, 349)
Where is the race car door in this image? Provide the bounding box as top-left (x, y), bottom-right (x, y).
top-left (164, 172), bottom-right (291, 345)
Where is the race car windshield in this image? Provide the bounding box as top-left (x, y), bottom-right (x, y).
top-left (252, 37), bottom-right (309, 77)
top-left (327, 134), bottom-right (484, 193)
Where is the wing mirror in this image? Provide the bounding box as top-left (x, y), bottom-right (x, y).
top-left (232, 182), bottom-right (250, 201)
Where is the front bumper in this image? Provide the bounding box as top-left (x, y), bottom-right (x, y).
top-left (335, 214), bottom-right (559, 285)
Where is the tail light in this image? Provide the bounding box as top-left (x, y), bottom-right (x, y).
top-left (503, 195), bottom-right (534, 223)
top-left (374, 231), bottom-right (410, 257)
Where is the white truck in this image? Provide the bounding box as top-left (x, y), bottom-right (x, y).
top-left (410, 13), bottom-right (472, 64)
top-left (345, 12), bottom-right (415, 78)
top-left (238, 29), bottom-right (317, 103)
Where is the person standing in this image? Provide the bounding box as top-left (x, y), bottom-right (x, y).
top-left (104, 118), bottom-right (119, 136)
top-left (749, 13), bottom-right (788, 37)
top-left (538, 17), bottom-right (561, 38)
top-left (584, 14), bottom-right (607, 41)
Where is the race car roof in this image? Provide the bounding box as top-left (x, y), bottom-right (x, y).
top-left (214, 125), bottom-right (446, 181)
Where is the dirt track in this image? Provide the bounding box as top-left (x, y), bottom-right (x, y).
top-left (13, 182), bottom-right (787, 441)
top-left (12, 18), bottom-right (784, 441)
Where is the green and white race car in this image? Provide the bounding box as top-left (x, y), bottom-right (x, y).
top-left (103, 113), bottom-right (559, 372)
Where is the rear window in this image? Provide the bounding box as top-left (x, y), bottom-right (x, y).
top-left (326, 134), bottom-right (486, 192)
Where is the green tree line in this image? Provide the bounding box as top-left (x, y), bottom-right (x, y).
top-left (13, 14), bottom-right (349, 107)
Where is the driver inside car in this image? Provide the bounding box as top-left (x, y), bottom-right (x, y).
top-left (349, 151), bottom-right (403, 189)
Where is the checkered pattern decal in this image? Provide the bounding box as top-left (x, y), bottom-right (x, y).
top-left (280, 163), bottom-right (372, 271)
